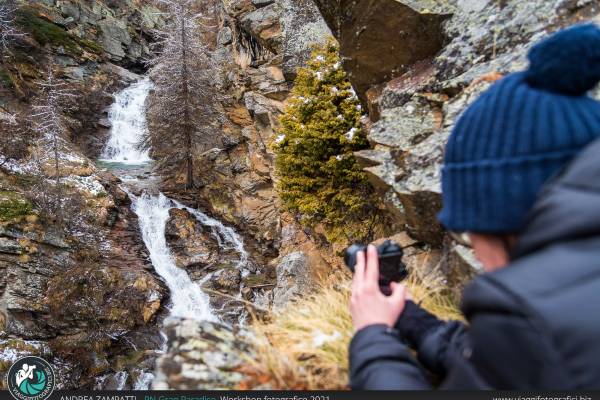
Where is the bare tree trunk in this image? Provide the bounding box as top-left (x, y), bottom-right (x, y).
top-left (180, 17), bottom-right (194, 190)
top-left (52, 112), bottom-right (63, 222)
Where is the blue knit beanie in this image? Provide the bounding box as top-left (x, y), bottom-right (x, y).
top-left (438, 23), bottom-right (600, 233)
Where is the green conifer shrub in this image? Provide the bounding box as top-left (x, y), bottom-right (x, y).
top-left (272, 40), bottom-right (379, 242)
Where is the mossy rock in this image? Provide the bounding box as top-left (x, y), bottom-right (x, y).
top-left (0, 191), bottom-right (33, 221)
top-left (15, 8), bottom-right (103, 57)
top-left (77, 38), bottom-right (103, 55)
top-left (0, 67), bottom-right (13, 88)
top-left (244, 270), bottom-right (277, 288)
top-left (113, 351), bottom-right (147, 371)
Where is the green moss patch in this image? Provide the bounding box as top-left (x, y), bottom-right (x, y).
top-left (0, 67), bottom-right (13, 88)
top-left (15, 8), bottom-right (103, 57)
top-left (78, 38), bottom-right (103, 54)
top-left (0, 191), bottom-right (33, 221)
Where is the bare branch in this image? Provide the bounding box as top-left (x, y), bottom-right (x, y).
top-left (0, 0), bottom-right (24, 57)
top-left (27, 67), bottom-right (75, 220)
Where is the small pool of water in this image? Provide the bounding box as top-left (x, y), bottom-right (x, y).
top-left (96, 159), bottom-right (152, 170)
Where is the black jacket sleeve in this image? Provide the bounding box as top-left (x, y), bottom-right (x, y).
top-left (395, 301), bottom-right (470, 377)
top-left (349, 324), bottom-right (432, 390)
top-left (349, 302), bottom-right (473, 390)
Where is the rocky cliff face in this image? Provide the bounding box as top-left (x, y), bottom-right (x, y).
top-left (2, 0), bottom-right (163, 158)
top-left (173, 0), bottom-right (334, 304)
top-left (152, 0), bottom-right (336, 388)
top-left (29, 0), bottom-right (160, 70)
top-left (0, 153), bottom-right (167, 389)
top-left (0, 0), bottom-right (168, 390)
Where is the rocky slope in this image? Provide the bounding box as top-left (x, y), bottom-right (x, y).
top-left (3, 0), bottom-right (599, 391)
top-left (152, 0), bottom-right (338, 388)
top-left (0, 0), bottom-right (169, 390)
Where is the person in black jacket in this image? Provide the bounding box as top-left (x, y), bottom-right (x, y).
top-left (349, 24), bottom-right (600, 390)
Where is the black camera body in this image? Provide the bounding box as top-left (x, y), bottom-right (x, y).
top-left (344, 240), bottom-right (408, 293)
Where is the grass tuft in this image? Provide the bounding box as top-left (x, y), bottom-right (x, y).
top-left (242, 257), bottom-right (463, 390)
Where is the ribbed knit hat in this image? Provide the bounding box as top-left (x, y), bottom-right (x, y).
top-left (438, 23), bottom-right (600, 233)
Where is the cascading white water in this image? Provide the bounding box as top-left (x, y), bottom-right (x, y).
top-left (131, 192), bottom-right (217, 321)
top-left (100, 78), bottom-right (152, 164)
top-left (99, 77), bottom-right (252, 389)
top-left (173, 199), bottom-right (248, 270)
top-left (100, 78), bottom-right (249, 319)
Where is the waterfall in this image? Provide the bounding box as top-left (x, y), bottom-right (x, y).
top-left (131, 192), bottom-right (217, 321)
top-left (98, 78), bottom-right (253, 389)
top-left (100, 78), bottom-right (249, 320)
top-left (100, 78), bottom-right (152, 164)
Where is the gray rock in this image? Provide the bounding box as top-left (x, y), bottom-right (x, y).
top-left (313, 0), bottom-right (452, 102)
top-left (243, 91), bottom-right (278, 127)
top-left (63, 66), bottom-right (85, 81)
top-left (98, 19), bottom-right (131, 60)
top-left (369, 98), bottom-right (440, 148)
top-left (218, 27), bottom-right (234, 46)
top-left (153, 319), bottom-right (258, 390)
top-left (100, 63), bottom-right (141, 83)
top-left (272, 251), bottom-right (311, 310)
top-left (0, 238), bottom-right (22, 255)
top-left (240, 3), bottom-right (283, 52)
top-left (280, 0), bottom-right (331, 80)
top-left (437, 0), bottom-right (573, 82)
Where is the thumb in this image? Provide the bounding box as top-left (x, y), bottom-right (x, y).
top-left (388, 282), bottom-right (407, 306)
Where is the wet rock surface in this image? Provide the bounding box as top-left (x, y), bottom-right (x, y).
top-left (163, 208), bottom-right (250, 324)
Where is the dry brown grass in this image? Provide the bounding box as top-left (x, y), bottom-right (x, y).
top-left (240, 257), bottom-right (463, 390)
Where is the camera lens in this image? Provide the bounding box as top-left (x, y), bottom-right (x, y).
top-left (344, 244), bottom-right (367, 272)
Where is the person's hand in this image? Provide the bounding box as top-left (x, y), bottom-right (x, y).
top-left (350, 244), bottom-right (408, 332)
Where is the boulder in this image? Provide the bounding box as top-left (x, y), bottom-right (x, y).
top-left (312, 0), bottom-right (451, 103)
top-left (98, 18), bottom-right (132, 60)
top-left (153, 319), bottom-right (255, 390)
top-left (243, 91), bottom-right (283, 127)
top-left (272, 252), bottom-right (312, 310)
top-left (164, 208), bottom-right (221, 273)
top-left (279, 0), bottom-right (331, 80)
top-left (99, 63), bottom-right (141, 83)
top-left (240, 3), bottom-right (283, 52)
